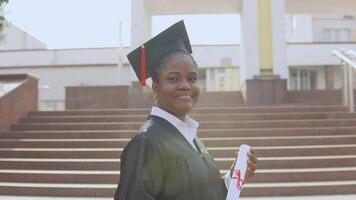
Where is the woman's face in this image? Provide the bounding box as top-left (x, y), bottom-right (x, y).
top-left (153, 54), bottom-right (200, 120)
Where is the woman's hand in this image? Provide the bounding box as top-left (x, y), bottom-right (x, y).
top-left (245, 148), bottom-right (257, 182)
top-left (230, 148), bottom-right (257, 183)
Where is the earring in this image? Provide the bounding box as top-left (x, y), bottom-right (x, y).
top-left (153, 94), bottom-right (158, 106)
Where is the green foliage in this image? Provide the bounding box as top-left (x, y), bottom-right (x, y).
top-left (0, 0), bottom-right (9, 41)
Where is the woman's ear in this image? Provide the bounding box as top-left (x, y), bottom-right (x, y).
top-left (152, 81), bottom-right (159, 94)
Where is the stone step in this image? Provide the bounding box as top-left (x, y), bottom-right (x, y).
top-left (3, 126), bottom-right (356, 139)
top-left (1, 145), bottom-right (355, 158)
top-left (18, 112), bottom-right (356, 123)
top-left (2, 105), bottom-right (356, 198)
top-left (27, 105), bottom-right (348, 116)
top-left (10, 119), bottom-right (356, 130)
top-left (0, 139), bottom-right (127, 148)
top-left (1, 135), bottom-right (356, 148)
top-left (0, 149), bottom-right (123, 159)
top-left (1, 130), bottom-right (137, 139)
top-left (201, 135), bottom-right (356, 147)
top-left (20, 115), bottom-right (146, 123)
top-left (216, 156), bottom-right (356, 169)
top-left (0, 184), bottom-right (115, 198)
top-left (0, 171), bottom-right (120, 184)
top-left (0, 181), bottom-right (356, 197)
top-left (0, 156), bottom-right (355, 170)
top-left (196, 92), bottom-right (245, 107)
top-left (0, 167), bottom-right (355, 184)
top-left (0, 159), bottom-right (120, 170)
top-left (209, 145), bottom-right (356, 157)
top-left (243, 181), bottom-right (356, 196)
top-left (253, 168), bottom-right (356, 183)
top-left (11, 123), bottom-right (142, 131)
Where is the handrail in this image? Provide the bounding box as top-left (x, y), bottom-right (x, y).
top-left (333, 50), bottom-right (356, 69)
top-left (332, 49), bottom-right (356, 112)
top-left (344, 49), bottom-right (356, 58)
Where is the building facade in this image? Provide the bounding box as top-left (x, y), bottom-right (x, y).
top-left (0, 0), bottom-right (356, 109)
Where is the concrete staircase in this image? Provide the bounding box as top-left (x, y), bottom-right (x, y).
top-left (0, 105), bottom-right (356, 197)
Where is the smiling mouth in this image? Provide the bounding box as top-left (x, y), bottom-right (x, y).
top-left (176, 95), bottom-right (193, 101)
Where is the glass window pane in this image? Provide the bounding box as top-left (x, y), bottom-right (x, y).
top-left (289, 68), bottom-right (298, 90)
top-left (198, 68), bottom-right (207, 91)
top-left (310, 70), bottom-right (317, 89)
top-left (300, 70), bottom-right (309, 90)
top-left (207, 68), bottom-right (216, 91)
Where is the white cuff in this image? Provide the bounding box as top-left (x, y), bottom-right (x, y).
top-left (223, 172), bottom-right (231, 189)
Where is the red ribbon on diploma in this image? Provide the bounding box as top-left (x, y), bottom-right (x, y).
top-left (231, 169), bottom-right (245, 191)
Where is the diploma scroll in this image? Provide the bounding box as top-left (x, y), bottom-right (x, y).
top-left (226, 144), bottom-right (250, 200)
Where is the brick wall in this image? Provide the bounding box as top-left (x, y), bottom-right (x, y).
top-left (66, 86), bottom-right (131, 109)
top-left (65, 86), bottom-right (246, 109)
top-left (0, 74), bottom-right (38, 132)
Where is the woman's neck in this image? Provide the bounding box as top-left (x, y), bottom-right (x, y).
top-left (157, 105), bottom-right (186, 122)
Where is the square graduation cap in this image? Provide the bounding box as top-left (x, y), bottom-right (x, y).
top-left (127, 20), bottom-right (192, 86)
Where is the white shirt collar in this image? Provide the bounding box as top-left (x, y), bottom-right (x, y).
top-left (151, 106), bottom-right (199, 128)
top-left (150, 106), bottom-right (199, 148)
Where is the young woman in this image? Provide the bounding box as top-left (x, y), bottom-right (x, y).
top-left (114, 20), bottom-right (257, 200)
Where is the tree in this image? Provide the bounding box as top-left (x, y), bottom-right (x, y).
top-left (0, 0), bottom-right (9, 41)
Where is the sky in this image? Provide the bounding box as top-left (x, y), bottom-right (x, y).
top-left (3, 0), bottom-right (241, 49)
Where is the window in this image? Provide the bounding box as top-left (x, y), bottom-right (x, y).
top-left (198, 68), bottom-right (207, 91)
top-left (289, 68), bottom-right (318, 90)
top-left (289, 69), bottom-right (298, 90)
top-left (206, 67), bottom-right (240, 91)
top-left (322, 28), bottom-right (352, 42)
top-left (300, 70), bottom-right (309, 90)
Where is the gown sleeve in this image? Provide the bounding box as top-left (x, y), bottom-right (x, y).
top-left (114, 134), bottom-right (163, 200)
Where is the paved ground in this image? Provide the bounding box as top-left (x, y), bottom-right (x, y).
top-left (243, 195), bottom-right (356, 200)
top-left (1, 195), bottom-right (356, 200)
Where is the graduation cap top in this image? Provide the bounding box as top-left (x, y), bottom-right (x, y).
top-left (127, 20), bottom-right (192, 86)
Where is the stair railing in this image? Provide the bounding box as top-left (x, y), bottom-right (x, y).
top-left (332, 49), bottom-right (356, 112)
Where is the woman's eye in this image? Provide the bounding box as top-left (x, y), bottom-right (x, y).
top-left (168, 77), bottom-right (179, 82)
top-left (188, 77), bottom-right (197, 83)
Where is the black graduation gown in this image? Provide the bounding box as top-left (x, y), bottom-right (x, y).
top-left (114, 115), bottom-right (227, 200)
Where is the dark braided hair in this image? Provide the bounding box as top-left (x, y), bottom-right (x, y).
top-left (151, 50), bottom-right (198, 83)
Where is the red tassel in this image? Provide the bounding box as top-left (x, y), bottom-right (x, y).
top-left (141, 45), bottom-right (146, 86)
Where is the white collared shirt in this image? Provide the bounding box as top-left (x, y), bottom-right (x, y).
top-left (150, 106), bottom-right (199, 150)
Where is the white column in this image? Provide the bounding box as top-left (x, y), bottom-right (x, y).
top-left (271, 0), bottom-right (288, 79)
top-left (240, 0), bottom-right (260, 85)
top-left (124, 0), bottom-right (152, 85)
top-left (131, 0), bottom-right (152, 47)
